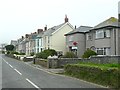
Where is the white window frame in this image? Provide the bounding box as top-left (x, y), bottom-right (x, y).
top-left (96, 47), bottom-right (110, 55)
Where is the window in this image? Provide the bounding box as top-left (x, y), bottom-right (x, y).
top-left (86, 33), bottom-right (92, 40)
top-left (105, 30), bottom-right (110, 37)
top-left (37, 39), bottom-right (39, 47)
top-left (96, 30), bottom-right (104, 39)
top-left (37, 48), bottom-right (39, 53)
top-left (96, 47), bottom-right (110, 55)
top-left (69, 36), bottom-right (73, 41)
top-left (96, 29), bottom-right (110, 39)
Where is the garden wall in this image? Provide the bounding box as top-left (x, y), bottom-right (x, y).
top-left (48, 55), bottom-right (120, 68)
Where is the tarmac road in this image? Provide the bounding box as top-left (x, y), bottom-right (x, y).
top-left (1, 54), bottom-right (108, 90)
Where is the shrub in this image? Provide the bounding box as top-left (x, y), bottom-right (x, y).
top-left (30, 52), bottom-right (34, 56)
top-left (19, 53), bottom-right (25, 55)
top-left (64, 64), bottom-right (119, 89)
top-left (11, 51), bottom-right (19, 55)
top-left (2, 51), bottom-right (5, 54)
top-left (61, 52), bottom-right (77, 58)
top-left (35, 49), bottom-right (57, 59)
top-left (82, 49), bottom-right (97, 58)
top-left (7, 51), bottom-right (10, 54)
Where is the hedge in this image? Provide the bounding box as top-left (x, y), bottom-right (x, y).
top-left (64, 64), bottom-right (120, 89)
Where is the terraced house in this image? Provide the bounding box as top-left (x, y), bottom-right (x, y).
top-left (35, 15), bottom-right (74, 55)
top-left (65, 17), bottom-right (120, 57)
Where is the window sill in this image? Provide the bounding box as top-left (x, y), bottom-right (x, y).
top-left (95, 37), bottom-right (110, 40)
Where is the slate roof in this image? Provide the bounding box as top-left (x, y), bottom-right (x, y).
top-left (92, 17), bottom-right (120, 30)
top-left (65, 26), bottom-right (92, 35)
top-left (43, 23), bottom-right (65, 36)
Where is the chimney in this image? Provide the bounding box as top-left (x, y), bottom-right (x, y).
top-left (75, 25), bottom-right (77, 29)
top-left (37, 29), bottom-right (43, 34)
top-left (22, 36), bottom-right (24, 39)
top-left (44, 25), bottom-right (47, 31)
top-left (65, 15), bottom-right (69, 23)
top-left (25, 34), bottom-right (29, 38)
top-left (34, 32), bottom-right (37, 34)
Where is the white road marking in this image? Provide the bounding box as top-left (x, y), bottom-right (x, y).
top-left (26, 78), bottom-right (39, 88)
top-left (8, 64), bottom-right (13, 68)
top-left (14, 69), bottom-right (22, 75)
top-left (2, 58), bottom-right (8, 64)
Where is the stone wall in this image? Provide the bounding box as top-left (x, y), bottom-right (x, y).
top-left (47, 55), bottom-right (120, 68)
top-left (35, 58), bottom-right (47, 67)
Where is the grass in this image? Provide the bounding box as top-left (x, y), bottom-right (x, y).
top-left (64, 63), bottom-right (120, 89)
top-left (77, 62), bottom-right (119, 69)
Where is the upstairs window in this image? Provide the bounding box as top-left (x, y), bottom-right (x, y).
top-left (69, 35), bottom-right (74, 41)
top-left (96, 30), bottom-right (104, 39)
top-left (96, 29), bottom-right (110, 39)
top-left (86, 33), bottom-right (92, 40)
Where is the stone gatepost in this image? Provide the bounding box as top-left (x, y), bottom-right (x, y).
top-left (47, 55), bottom-right (58, 68)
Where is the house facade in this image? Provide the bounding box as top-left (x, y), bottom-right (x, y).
top-left (35, 29), bottom-right (44, 53)
top-left (16, 36), bottom-right (25, 53)
top-left (40, 15), bottom-right (74, 55)
top-left (65, 26), bottom-right (92, 57)
top-left (65, 17), bottom-right (120, 57)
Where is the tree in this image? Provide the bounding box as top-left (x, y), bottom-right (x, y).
top-left (5, 45), bottom-right (15, 51)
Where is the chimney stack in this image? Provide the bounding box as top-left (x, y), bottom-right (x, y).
top-left (44, 25), bottom-right (47, 31)
top-left (22, 36), bottom-right (24, 39)
top-left (25, 34), bottom-right (29, 38)
top-left (65, 15), bottom-right (69, 23)
top-left (37, 29), bottom-right (43, 34)
top-left (75, 25), bottom-right (77, 29)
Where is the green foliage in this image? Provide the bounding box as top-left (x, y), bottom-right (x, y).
top-left (2, 51), bottom-right (5, 54)
top-left (10, 51), bottom-right (25, 55)
top-left (62, 52), bottom-right (77, 58)
top-left (5, 45), bottom-right (15, 51)
top-left (30, 52), bottom-right (34, 56)
top-left (36, 49), bottom-right (57, 59)
top-left (19, 53), bottom-right (25, 55)
top-left (64, 64), bottom-right (119, 89)
top-left (7, 51), bottom-right (10, 54)
top-left (11, 51), bottom-right (19, 55)
top-left (82, 49), bottom-right (97, 58)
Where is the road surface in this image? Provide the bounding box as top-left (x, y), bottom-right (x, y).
top-left (1, 54), bottom-right (107, 90)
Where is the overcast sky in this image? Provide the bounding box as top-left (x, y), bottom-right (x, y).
top-left (0, 0), bottom-right (119, 44)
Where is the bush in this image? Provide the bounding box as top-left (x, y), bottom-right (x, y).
top-left (82, 49), bottom-right (97, 58)
top-left (7, 51), bottom-right (10, 54)
top-left (30, 52), bottom-right (34, 56)
top-left (35, 49), bottom-right (57, 59)
top-left (19, 53), bottom-right (25, 55)
top-left (11, 51), bottom-right (19, 55)
top-left (64, 64), bottom-right (119, 89)
top-left (61, 52), bottom-right (77, 58)
top-left (2, 51), bottom-right (5, 54)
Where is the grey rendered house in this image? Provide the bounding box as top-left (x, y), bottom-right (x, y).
top-left (65, 26), bottom-right (92, 57)
top-left (65, 17), bottom-right (120, 57)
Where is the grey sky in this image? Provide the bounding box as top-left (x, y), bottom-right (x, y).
top-left (0, 0), bottom-right (119, 44)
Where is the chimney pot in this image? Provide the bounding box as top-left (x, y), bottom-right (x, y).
top-left (75, 25), bottom-right (76, 29)
top-left (65, 15), bottom-right (69, 23)
top-left (44, 25), bottom-right (47, 31)
top-left (22, 36), bottom-right (24, 39)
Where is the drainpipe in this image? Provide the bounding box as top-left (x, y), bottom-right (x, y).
top-left (114, 28), bottom-right (116, 55)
